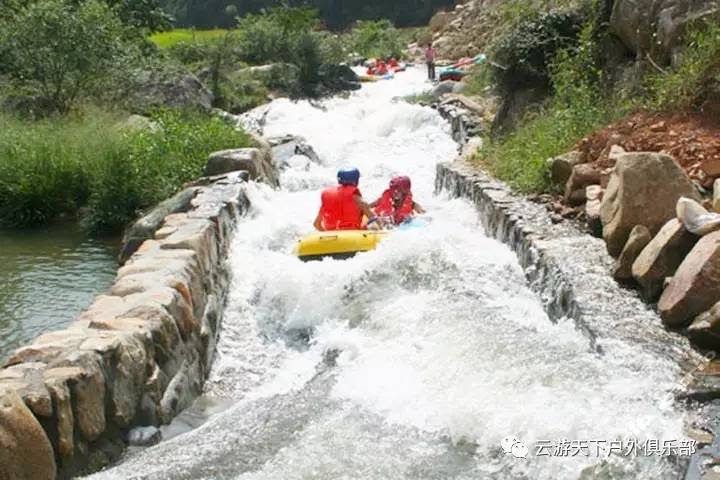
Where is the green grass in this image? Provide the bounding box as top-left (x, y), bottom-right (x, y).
top-left (645, 22), bottom-right (720, 111)
top-left (466, 4), bottom-right (720, 195)
top-left (478, 102), bottom-right (615, 192)
top-left (476, 21), bottom-right (624, 193)
top-left (0, 109), bottom-right (251, 232)
top-left (462, 65), bottom-right (494, 97)
top-left (149, 29), bottom-right (229, 49)
top-left (397, 26), bottom-right (430, 47)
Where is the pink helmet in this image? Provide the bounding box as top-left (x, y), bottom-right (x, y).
top-left (389, 176), bottom-right (411, 194)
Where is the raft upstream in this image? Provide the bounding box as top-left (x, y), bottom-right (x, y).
top-left (293, 230), bottom-right (389, 261)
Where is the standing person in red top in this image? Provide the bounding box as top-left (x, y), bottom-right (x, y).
top-left (424, 42), bottom-right (436, 81)
top-left (371, 176), bottom-right (425, 226)
top-left (314, 168), bottom-right (378, 231)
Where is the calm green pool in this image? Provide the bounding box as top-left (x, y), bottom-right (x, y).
top-left (0, 224), bottom-right (119, 362)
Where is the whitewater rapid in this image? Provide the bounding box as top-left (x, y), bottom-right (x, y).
top-left (88, 67), bottom-right (693, 480)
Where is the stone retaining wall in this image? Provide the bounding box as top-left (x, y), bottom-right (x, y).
top-left (435, 161), bottom-right (702, 366)
top-left (0, 172), bottom-right (249, 479)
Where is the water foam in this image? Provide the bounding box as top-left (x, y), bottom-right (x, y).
top-left (88, 67), bottom-right (691, 480)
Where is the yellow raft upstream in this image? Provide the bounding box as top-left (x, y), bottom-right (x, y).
top-left (293, 230), bottom-right (389, 261)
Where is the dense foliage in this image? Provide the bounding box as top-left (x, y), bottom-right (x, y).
top-left (159, 7), bottom-right (403, 101)
top-left (0, 110), bottom-right (251, 232)
top-left (235, 6), bottom-right (320, 64)
top-left (349, 20), bottom-right (404, 59)
top-left (0, 0), bottom-right (171, 32)
top-left (159, 0), bottom-right (457, 30)
top-left (475, 0), bottom-right (720, 193)
top-left (0, 0), bottom-right (412, 231)
top-left (102, 0), bottom-right (173, 32)
top-left (646, 21), bottom-right (720, 111)
top-left (0, 0), bottom-right (131, 114)
top-left (482, 22), bottom-right (617, 192)
top-left (491, 9), bottom-right (584, 94)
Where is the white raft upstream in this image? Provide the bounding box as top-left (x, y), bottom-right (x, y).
top-left (87, 67), bottom-right (695, 480)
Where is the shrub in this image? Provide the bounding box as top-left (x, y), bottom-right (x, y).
top-left (166, 39), bottom-right (226, 66)
top-left (316, 31), bottom-right (351, 64)
top-left (0, 112), bottom-right (118, 226)
top-left (0, 0), bottom-right (133, 114)
top-left (349, 19), bottom-right (404, 59)
top-left (462, 64), bottom-right (495, 97)
top-left (398, 26), bottom-right (430, 47)
top-left (491, 9), bottom-right (584, 94)
top-left (84, 109), bottom-right (252, 232)
top-left (218, 75), bottom-right (269, 113)
top-left (0, 109), bottom-right (251, 232)
top-left (235, 7), bottom-right (332, 97)
top-left (646, 22), bottom-right (720, 111)
top-left (236, 6), bottom-right (320, 65)
top-left (479, 21), bottom-right (623, 193)
top-left (494, 0), bottom-right (579, 27)
top-left (291, 31), bottom-right (324, 97)
top-left (105, 0), bottom-right (173, 33)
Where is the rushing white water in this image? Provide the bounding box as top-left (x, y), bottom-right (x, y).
top-left (89, 68), bottom-right (693, 480)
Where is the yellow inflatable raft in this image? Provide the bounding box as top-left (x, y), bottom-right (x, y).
top-left (293, 230), bottom-right (389, 261)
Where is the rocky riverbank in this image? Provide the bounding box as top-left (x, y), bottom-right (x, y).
top-left (546, 143), bottom-right (720, 344)
top-left (0, 132), bottom-right (325, 478)
top-left (434, 81), bottom-right (720, 476)
top-left (436, 88), bottom-right (720, 352)
top-left (0, 171), bottom-right (249, 479)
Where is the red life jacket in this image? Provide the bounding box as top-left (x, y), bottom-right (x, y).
top-left (320, 185), bottom-right (364, 230)
top-left (374, 189), bottom-right (414, 225)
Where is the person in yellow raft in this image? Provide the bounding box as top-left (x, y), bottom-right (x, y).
top-left (369, 176), bottom-right (425, 226)
top-left (313, 168), bottom-right (380, 231)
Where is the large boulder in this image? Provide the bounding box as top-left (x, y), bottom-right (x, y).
top-left (613, 224), bottom-right (652, 282)
top-left (599, 152), bottom-right (699, 257)
top-left (677, 196), bottom-right (720, 236)
top-left (610, 0), bottom-right (720, 64)
top-left (205, 148), bottom-right (279, 187)
top-left (659, 230), bottom-right (720, 327)
top-left (631, 219), bottom-right (699, 301)
top-left (118, 188), bottom-right (199, 265)
top-left (431, 81), bottom-right (457, 100)
top-left (687, 301), bottom-right (720, 350)
top-left (564, 163), bottom-right (601, 206)
top-left (586, 198), bottom-right (603, 237)
top-left (268, 135), bottom-right (321, 169)
top-left (128, 73), bottom-right (213, 115)
top-left (585, 185), bottom-right (604, 237)
top-left (549, 151), bottom-right (584, 186)
top-left (0, 387), bottom-right (56, 480)
top-left (318, 64), bottom-right (361, 93)
top-left (430, 10), bottom-right (450, 32)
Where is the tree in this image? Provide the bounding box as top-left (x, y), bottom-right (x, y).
top-left (0, 0), bottom-right (24, 21)
top-left (0, 0), bottom-right (129, 114)
top-left (105, 0), bottom-right (173, 32)
top-left (159, 0), bottom-right (458, 30)
top-left (3, 0), bottom-right (172, 32)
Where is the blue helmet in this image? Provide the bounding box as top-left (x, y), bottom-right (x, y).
top-left (337, 168), bottom-right (360, 186)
